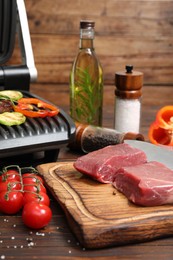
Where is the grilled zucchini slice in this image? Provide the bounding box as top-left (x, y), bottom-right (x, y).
top-left (0, 112), bottom-right (26, 126)
top-left (0, 90), bottom-right (23, 101)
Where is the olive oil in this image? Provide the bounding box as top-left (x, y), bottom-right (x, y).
top-left (70, 20), bottom-right (103, 126)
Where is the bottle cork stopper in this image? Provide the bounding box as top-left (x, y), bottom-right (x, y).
top-left (115, 65), bottom-right (143, 99)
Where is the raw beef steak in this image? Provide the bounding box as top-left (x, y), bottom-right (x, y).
top-left (73, 143), bottom-right (147, 183)
top-left (113, 161), bottom-right (173, 206)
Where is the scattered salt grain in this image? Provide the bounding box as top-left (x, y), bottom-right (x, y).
top-left (26, 237), bottom-right (33, 242)
top-left (36, 232), bottom-right (45, 236)
top-left (14, 245), bottom-right (17, 248)
top-left (67, 240), bottom-right (71, 243)
top-left (28, 242), bottom-right (34, 247)
top-left (68, 251), bottom-right (71, 254)
top-left (1, 255), bottom-right (5, 259)
top-left (11, 237), bottom-right (15, 240)
top-left (82, 248), bottom-right (86, 251)
top-left (0, 241), bottom-right (3, 243)
top-left (13, 224), bottom-right (16, 227)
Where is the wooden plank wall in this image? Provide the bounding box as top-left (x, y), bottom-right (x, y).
top-left (11, 0), bottom-right (173, 86)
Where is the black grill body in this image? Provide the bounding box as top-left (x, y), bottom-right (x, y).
top-left (0, 1), bottom-right (76, 166)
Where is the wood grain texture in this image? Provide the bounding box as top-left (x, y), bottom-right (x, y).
top-left (8, 0), bottom-right (173, 85)
top-left (37, 161), bottom-right (173, 249)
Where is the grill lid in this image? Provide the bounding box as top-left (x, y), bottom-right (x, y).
top-left (0, 0), bottom-right (37, 90)
top-left (0, 0), bottom-right (16, 64)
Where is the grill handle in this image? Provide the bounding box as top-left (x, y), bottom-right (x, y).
top-left (0, 65), bottom-right (30, 90)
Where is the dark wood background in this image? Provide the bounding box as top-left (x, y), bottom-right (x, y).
top-left (10, 0), bottom-right (173, 86)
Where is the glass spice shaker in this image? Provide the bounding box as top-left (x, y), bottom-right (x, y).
top-left (114, 65), bottom-right (143, 133)
top-left (69, 20), bottom-right (103, 126)
top-left (69, 122), bottom-right (144, 153)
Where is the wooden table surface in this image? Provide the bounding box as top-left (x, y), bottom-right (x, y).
top-left (0, 84), bottom-right (173, 260)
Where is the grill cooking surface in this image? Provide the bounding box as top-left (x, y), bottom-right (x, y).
top-left (0, 91), bottom-right (75, 159)
top-left (0, 115), bottom-right (65, 140)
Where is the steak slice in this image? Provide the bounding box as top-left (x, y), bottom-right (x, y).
top-left (0, 100), bottom-right (13, 113)
top-left (113, 161), bottom-right (173, 206)
top-left (73, 143), bottom-right (147, 183)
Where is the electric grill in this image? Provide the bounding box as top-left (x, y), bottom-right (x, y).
top-left (0, 0), bottom-right (75, 165)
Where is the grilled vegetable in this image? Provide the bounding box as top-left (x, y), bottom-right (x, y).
top-left (13, 98), bottom-right (59, 118)
top-left (0, 90), bottom-right (23, 101)
top-left (148, 106), bottom-right (173, 146)
top-left (0, 92), bottom-right (59, 126)
top-left (0, 112), bottom-right (26, 126)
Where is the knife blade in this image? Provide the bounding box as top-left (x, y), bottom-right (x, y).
top-left (124, 140), bottom-right (173, 170)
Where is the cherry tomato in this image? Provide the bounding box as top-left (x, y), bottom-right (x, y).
top-left (22, 173), bottom-right (44, 185)
top-left (0, 182), bottom-right (10, 192)
top-left (22, 202), bottom-right (52, 229)
top-left (23, 191), bottom-right (50, 206)
top-left (0, 191), bottom-right (23, 214)
top-left (0, 169), bottom-right (20, 182)
top-left (23, 183), bottom-right (47, 194)
top-left (0, 181), bottom-right (21, 192)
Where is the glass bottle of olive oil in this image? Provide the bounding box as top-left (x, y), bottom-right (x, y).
top-left (70, 20), bottom-right (103, 126)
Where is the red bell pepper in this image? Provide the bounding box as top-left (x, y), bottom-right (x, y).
top-left (148, 106), bottom-right (173, 146)
top-left (13, 98), bottom-right (59, 118)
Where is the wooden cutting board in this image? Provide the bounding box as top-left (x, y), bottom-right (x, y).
top-left (37, 161), bottom-right (173, 249)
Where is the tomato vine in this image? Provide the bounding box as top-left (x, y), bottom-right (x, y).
top-left (0, 165), bottom-right (52, 229)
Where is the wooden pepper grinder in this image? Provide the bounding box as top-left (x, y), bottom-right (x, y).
top-left (114, 65), bottom-right (143, 133)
